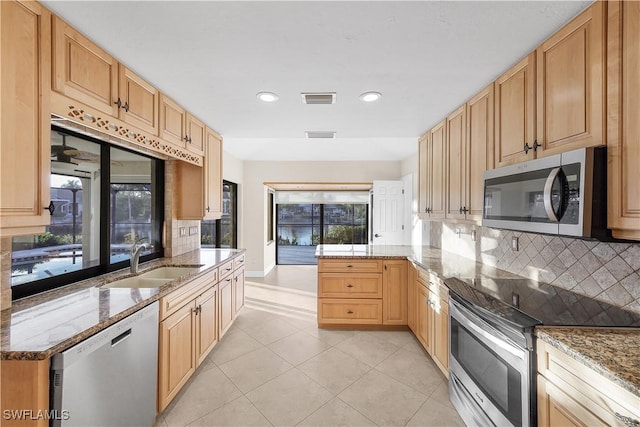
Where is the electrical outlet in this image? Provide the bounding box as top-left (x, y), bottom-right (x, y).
top-left (471, 230), bottom-right (477, 242)
top-left (511, 236), bottom-right (519, 251)
top-left (179, 227), bottom-right (187, 237)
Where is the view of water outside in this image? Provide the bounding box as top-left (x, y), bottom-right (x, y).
top-left (277, 203), bottom-right (367, 264)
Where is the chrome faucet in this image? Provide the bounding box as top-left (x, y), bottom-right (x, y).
top-left (130, 237), bottom-right (152, 274)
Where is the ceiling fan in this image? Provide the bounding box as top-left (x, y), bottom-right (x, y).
top-left (51, 134), bottom-right (80, 165)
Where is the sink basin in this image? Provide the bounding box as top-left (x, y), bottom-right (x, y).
top-left (138, 266), bottom-right (202, 279)
top-left (104, 277), bottom-right (172, 288)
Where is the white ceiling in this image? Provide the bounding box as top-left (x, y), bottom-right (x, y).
top-left (42, 1), bottom-right (592, 162)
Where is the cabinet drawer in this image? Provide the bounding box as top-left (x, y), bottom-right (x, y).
top-left (318, 299), bottom-right (382, 325)
top-left (233, 254), bottom-right (245, 271)
top-left (219, 259), bottom-right (234, 279)
top-left (159, 273), bottom-right (211, 320)
top-left (318, 259), bottom-right (383, 273)
top-left (537, 340), bottom-right (640, 427)
top-left (319, 273), bottom-right (382, 298)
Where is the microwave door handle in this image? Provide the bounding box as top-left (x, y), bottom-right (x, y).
top-left (543, 167), bottom-right (562, 222)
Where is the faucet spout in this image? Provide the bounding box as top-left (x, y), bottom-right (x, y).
top-left (130, 237), bottom-right (152, 274)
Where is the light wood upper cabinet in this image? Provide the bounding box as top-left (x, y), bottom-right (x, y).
top-left (495, 53), bottom-right (536, 167)
top-left (607, 0), bottom-right (640, 241)
top-left (118, 65), bottom-right (159, 135)
top-left (52, 15), bottom-right (119, 116)
top-left (536, 2), bottom-right (605, 157)
top-left (445, 105), bottom-right (467, 220)
top-left (159, 94), bottom-right (187, 147)
top-left (204, 130), bottom-right (223, 220)
top-left (418, 133), bottom-right (429, 216)
top-left (466, 84), bottom-right (494, 222)
top-left (428, 119), bottom-right (447, 218)
top-left (382, 260), bottom-right (408, 325)
top-left (0, 0), bottom-right (52, 236)
top-left (186, 113), bottom-right (206, 156)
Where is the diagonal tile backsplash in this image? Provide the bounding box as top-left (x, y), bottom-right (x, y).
top-left (423, 221), bottom-right (640, 314)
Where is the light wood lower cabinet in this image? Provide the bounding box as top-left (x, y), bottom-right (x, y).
top-left (318, 299), bottom-right (383, 325)
top-left (0, 359), bottom-right (50, 427)
top-left (195, 285), bottom-right (218, 366)
top-left (233, 267), bottom-right (245, 317)
top-left (382, 260), bottom-right (408, 325)
top-left (318, 274), bottom-right (383, 298)
top-left (407, 263), bottom-right (417, 333)
top-left (537, 338), bottom-right (640, 427)
top-left (218, 274), bottom-right (234, 338)
top-left (416, 282), bottom-right (431, 353)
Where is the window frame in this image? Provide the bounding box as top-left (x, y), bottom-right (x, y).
top-left (11, 126), bottom-right (165, 300)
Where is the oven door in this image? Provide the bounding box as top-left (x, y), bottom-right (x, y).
top-left (449, 299), bottom-right (531, 427)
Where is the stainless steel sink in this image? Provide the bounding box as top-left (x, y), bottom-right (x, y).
top-left (104, 276), bottom-right (172, 288)
top-left (139, 266), bottom-right (202, 279)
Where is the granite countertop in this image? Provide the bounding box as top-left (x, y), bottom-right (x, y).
top-left (536, 327), bottom-right (640, 398)
top-left (1, 248), bottom-right (245, 360)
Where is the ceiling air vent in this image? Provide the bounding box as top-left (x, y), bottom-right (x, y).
top-left (301, 92), bottom-right (336, 105)
top-left (305, 131), bottom-right (336, 139)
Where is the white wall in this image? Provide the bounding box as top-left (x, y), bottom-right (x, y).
top-left (242, 160), bottom-right (403, 276)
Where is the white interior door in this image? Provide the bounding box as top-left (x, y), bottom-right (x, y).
top-left (372, 180), bottom-right (404, 245)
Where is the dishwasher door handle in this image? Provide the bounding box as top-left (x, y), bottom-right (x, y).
top-left (111, 328), bottom-right (132, 347)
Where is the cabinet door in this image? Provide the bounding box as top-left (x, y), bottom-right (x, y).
top-left (186, 113), bottom-right (205, 155)
top-left (416, 284), bottom-right (431, 353)
top-left (382, 260), bottom-right (408, 325)
top-left (0, 1), bottom-right (51, 235)
top-left (433, 296), bottom-right (449, 377)
top-left (418, 133), bottom-right (429, 216)
top-left (466, 84), bottom-right (494, 222)
top-left (495, 53), bottom-right (536, 166)
top-left (176, 161), bottom-right (205, 220)
top-left (317, 299), bottom-right (383, 325)
top-left (445, 105), bottom-right (467, 219)
top-left (428, 119), bottom-right (447, 218)
top-left (118, 65), bottom-right (159, 135)
top-left (218, 275), bottom-right (234, 338)
top-left (536, 2), bottom-right (605, 156)
top-left (204, 129), bottom-right (223, 220)
top-left (537, 375), bottom-right (604, 427)
top-left (195, 285), bottom-right (218, 367)
top-left (158, 301), bottom-right (196, 412)
top-left (159, 94), bottom-right (186, 147)
top-left (52, 16), bottom-right (119, 116)
top-left (607, 0), bottom-right (640, 240)
top-left (233, 267), bottom-right (245, 317)
top-left (407, 264), bottom-right (417, 333)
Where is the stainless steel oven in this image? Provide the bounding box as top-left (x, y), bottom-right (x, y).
top-left (448, 293), bottom-right (537, 427)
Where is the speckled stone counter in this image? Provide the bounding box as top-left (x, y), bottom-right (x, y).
top-left (0, 248), bottom-right (245, 360)
top-left (536, 327), bottom-right (640, 398)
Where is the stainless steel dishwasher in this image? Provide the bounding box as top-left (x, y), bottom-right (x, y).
top-left (51, 301), bottom-right (159, 427)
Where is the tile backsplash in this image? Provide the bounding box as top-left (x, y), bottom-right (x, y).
top-left (423, 221), bottom-right (640, 314)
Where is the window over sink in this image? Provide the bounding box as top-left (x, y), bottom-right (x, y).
top-left (10, 126), bottom-right (164, 300)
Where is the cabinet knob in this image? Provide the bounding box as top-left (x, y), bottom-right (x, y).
top-left (346, 284), bottom-right (354, 288)
top-left (347, 310), bottom-right (354, 314)
top-left (44, 201), bottom-right (55, 215)
top-left (114, 98), bottom-right (122, 109)
top-left (123, 101), bottom-right (129, 112)
top-left (206, 206), bottom-right (210, 212)
top-left (346, 265), bottom-right (353, 268)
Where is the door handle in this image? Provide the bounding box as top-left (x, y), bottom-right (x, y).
top-left (374, 234), bottom-right (382, 238)
top-left (543, 167), bottom-right (568, 222)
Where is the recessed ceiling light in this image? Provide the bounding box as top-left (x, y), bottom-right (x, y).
top-left (359, 91), bottom-right (382, 102)
top-left (256, 91), bottom-right (278, 102)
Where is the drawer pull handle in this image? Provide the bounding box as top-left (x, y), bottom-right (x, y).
top-left (346, 265), bottom-right (353, 268)
top-left (347, 310), bottom-right (354, 314)
top-left (615, 413), bottom-right (640, 427)
top-left (346, 284), bottom-right (354, 288)
top-left (226, 267), bottom-right (232, 271)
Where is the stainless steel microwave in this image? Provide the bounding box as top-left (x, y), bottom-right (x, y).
top-left (483, 147), bottom-right (607, 238)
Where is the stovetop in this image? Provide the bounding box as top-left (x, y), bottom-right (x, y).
top-left (444, 276), bottom-right (640, 328)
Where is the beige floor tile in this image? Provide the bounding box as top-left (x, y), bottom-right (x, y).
top-left (338, 370), bottom-right (428, 427)
top-left (302, 326), bottom-right (355, 346)
top-left (267, 330), bottom-right (332, 365)
top-left (362, 330), bottom-right (415, 347)
top-left (406, 397), bottom-right (466, 427)
top-left (232, 306), bottom-right (280, 331)
top-left (218, 347), bottom-right (294, 393)
top-left (374, 348), bottom-right (444, 395)
top-left (298, 347), bottom-right (372, 394)
top-left (241, 316), bottom-right (301, 345)
top-left (209, 327), bottom-right (263, 365)
top-left (429, 380), bottom-right (455, 408)
top-left (188, 396), bottom-right (273, 427)
top-left (153, 414), bottom-right (168, 427)
top-left (402, 336), bottom-right (428, 355)
top-left (246, 369), bottom-right (333, 426)
top-left (163, 365), bottom-right (243, 427)
top-left (297, 397), bottom-right (377, 427)
top-left (335, 332), bottom-right (400, 367)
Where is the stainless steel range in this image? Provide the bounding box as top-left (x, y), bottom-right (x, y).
top-left (445, 276), bottom-right (640, 427)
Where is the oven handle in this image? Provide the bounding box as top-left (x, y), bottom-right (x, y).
top-left (543, 167), bottom-right (569, 222)
top-left (451, 300), bottom-right (525, 360)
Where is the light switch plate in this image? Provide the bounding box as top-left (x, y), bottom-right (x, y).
top-left (512, 236), bottom-right (519, 251)
top-left (189, 226), bottom-right (198, 235)
top-left (179, 227), bottom-right (187, 237)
